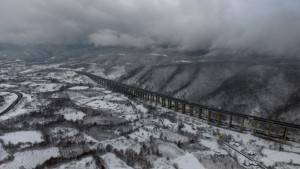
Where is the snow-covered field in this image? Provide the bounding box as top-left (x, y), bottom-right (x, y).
top-left (56, 108), bottom-right (86, 121)
top-left (101, 153), bottom-right (133, 169)
top-left (69, 86), bottom-right (90, 90)
top-left (28, 83), bottom-right (63, 93)
top-left (46, 71), bottom-right (96, 84)
top-left (0, 143), bottom-right (9, 162)
top-left (0, 93), bottom-right (37, 121)
top-left (49, 127), bottom-right (80, 141)
top-left (173, 153), bottom-right (206, 169)
top-left (0, 61), bottom-right (300, 169)
top-left (261, 149), bottom-right (300, 167)
top-left (88, 65), bottom-right (126, 80)
top-left (0, 84), bottom-right (17, 89)
top-left (100, 136), bottom-right (141, 153)
top-left (0, 92), bottom-right (18, 113)
top-left (0, 147), bottom-right (60, 169)
top-left (68, 89), bottom-right (145, 121)
top-left (51, 156), bottom-right (98, 169)
top-left (0, 130), bottom-right (43, 146)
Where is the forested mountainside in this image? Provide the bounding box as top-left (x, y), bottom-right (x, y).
top-left (1, 45), bottom-right (300, 124)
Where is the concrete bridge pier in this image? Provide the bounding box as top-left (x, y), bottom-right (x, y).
top-left (240, 118), bottom-right (245, 132)
top-left (168, 99), bottom-right (172, 109)
top-left (283, 127), bottom-right (288, 140)
top-left (198, 108), bottom-right (203, 119)
top-left (162, 98), bottom-right (166, 107)
top-left (207, 110), bottom-right (211, 122)
top-left (182, 103), bottom-right (186, 114)
top-left (217, 113), bottom-right (222, 126)
top-left (229, 115), bottom-right (233, 128)
top-left (175, 101), bottom-right (178, 111)
top-left (267, 123), bottom-right (272, 137)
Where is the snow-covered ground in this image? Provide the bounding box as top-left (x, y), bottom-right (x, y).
top-left (200, 139), bottom-right (228, 155)
top-left (0, 62), bottom-right (300, 169)
top-left (0, 84), bottom-right (17, 89)
top-left (56, 108), bottom-right (86, 121)
top-left (49, 127), bottom-right (80, 141)
top-left (158, 142), bottom-right (185, 159)
top-left (46, 71), bottom-right (96, 84)
top-left (28, 83), bottom-right (63, 93)
top-left (0, 147), bottom-right (60, 169)
top-left (100, 136), bottom-right (141, 153)
top-left (19, 64), bottom-right (62, 74)
top-left (69, 86), bottom-right (90, 90)
top-left (152, 158), bottom-right (175, 169)
top-left (0, 143), bottom-right (9, 162)
top-left (88, 65), bottom-right (126, 80)
top-left (51, 156), bottom-right (98, 169)
top-left (0, 130), bottom-right (43, 146)
top-left (101, 153), bottom-right (133, 169)
top-left (129, 126), bottom-right (161, 142)
top-left (0, 92), bottom-right (18, 113)
top-left (261, 148), bottom-right (300, 167)
top-left (68, 89), bottom-right (144, 121)
top-left (0, 93), bottom-right (37, 121)
top-left (173, 153), bottom-right (206, 169)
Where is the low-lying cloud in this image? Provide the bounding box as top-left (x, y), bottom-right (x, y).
top-left (0, 0), bottom-right (300, 56)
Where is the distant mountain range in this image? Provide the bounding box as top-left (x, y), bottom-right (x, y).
top-left (1, 44), bottom-right (300, 124)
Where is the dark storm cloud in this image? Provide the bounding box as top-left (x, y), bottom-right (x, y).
top-left (0, 0), bottom-right (300, 56)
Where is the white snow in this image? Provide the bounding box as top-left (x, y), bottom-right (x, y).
top-left (181, 123), bottom-right (197, 135)
top-left (0, 92), bottom-right (18, 113)
top-left (19, 64), bottom-right (62, 74)
top-left (101, 153), bottom-right (133, 169)
top-left (0, 84), bottom-right (17, 88)
top-left (173, 153), bottom-right (206, 169)
top-left (49, 127), bottom-right (79, 139)
top-left (46, 71), bottom-right (95, 84)
top-left (56, 108), bottom-right (86, 121)
top-left (0, 93), bottom-right (37, 121)
top-left (0, 147), bottom-right (60, 169)
top-left (160, 130), bottom-right (189, 143)
top-left (51, 156), bottom-right (98, 169)
top-left (69, 86), bottom-right (89, 90)
top-left (0, 143), bottom-right (9, 162)
top-left (135, 104), bottom-right (148, 113)
top-left (152, 158), bottom-right (175, 169)
top-left (200, 139), bottom-right (228, 155)
top-left (88, 65), bottom-right (126, 80)
top-left (29, 83), bottom-right (63, 93)
top-left (106, 66), bottom-right (126, 79)
top-left (158, 143), bottom-right (185, 159)
top-left (261, 148), bottom-right (300, 167)
top-left (0, 131), bottom-right (44, 146)
top-left (68, 91), bottom-right (140, 120)
top-left (129, 126), bottom-right (160, 142)
top-left (101, 136), bottom-right (141, 153)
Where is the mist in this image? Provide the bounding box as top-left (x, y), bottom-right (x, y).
top-left (0, 0), bottom-right (300, 56)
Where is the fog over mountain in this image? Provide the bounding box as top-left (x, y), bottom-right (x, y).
top-left (1, 0), bottom-right (300, 56)
top-left (1, 1), bottom-right (300, 168)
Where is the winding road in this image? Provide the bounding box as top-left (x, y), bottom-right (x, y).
top-left (0, 91), bottom-right (23, 116)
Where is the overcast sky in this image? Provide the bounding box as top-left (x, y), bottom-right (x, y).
top-left (0, 0), bottom-right (300, 56)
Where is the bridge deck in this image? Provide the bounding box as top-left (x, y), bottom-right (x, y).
top-left (79, 71), bottom-right (300, 143)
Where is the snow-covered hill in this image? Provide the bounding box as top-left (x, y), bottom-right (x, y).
top-left (1, 45), bottom-right (300, 124)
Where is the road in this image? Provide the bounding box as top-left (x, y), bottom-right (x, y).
top-left (0, 91), bottom-right (23, 116)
